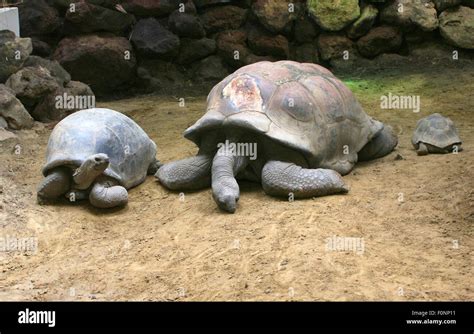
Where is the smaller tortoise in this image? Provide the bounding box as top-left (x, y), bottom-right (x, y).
top-left (412, 113), bottom-right (462, 155)
top-left (37, 108), bottom-right (159, 208)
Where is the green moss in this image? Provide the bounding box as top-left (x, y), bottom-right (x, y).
top-left (307, 0), bottom-right (360, 31)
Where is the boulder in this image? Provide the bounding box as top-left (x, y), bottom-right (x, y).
top-left (24, 56), bottom-right (71, 86)
top-left (194, 0), bottom-right (234, 8)
top-left (307, 0), bottom-right (360, 31)
top-left (439, 6), bottom-right (474, 49)
top-left (200, 5), bottom-right (248, 33)
top-left (193, 55), bottom-right (229, 82)
top-left (293, 15), bottom-right (319, 43)
top-left (252, 0), bottom-right (300, 33)
top-left (317, 33), bottom-right (356, 61)
top-left (357, 26), bottom-right (403, 57)
top-left (31, 38), bottom-right (52, 57)
top-left (0, 31), bottom-right (32, 83)
top-left (432, 0), bottom-right (462, 11)
top-left (121, 0), bottom-right (182, 16)
top-left (347, 4), bottom-right (378, 39)
top-left (381, 0), bottom-right (438, 31)
top-left (177, 38), bottom-right (216, 65)
top-left (5, 66), bottom-right (60, 109)
top-left (248, 28), bottom-right (289, 58)
top-left (216, 30), bottom-right (251, 67)
top-left (291, 42), bottom-right (319, 64)
top-left (54, 34), bottom-right (136, 95)
top-left (18, 0), bottom-right (61, 37)
top-left (137, 59), bottom-right (187, 92)
top-left (64, 2), bottom-right (135, 34)
top-left (0, 84), bottom-right (34, 130)
top-left (131, 18), bottom-right (180, 59)
top-left (168, 10), bottom-right (205, 39)
top-left (31, 81), bottom-right (95, 122)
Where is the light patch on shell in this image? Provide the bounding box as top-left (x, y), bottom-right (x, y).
top-left (222, 75), bottom-right (264, 112)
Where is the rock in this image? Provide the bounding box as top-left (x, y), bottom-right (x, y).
top-left (0, 31), bottom-right (33, 83)
top-left (381, 0), bottom-right (438, 31)
top-left (64, 2), bottom-right (135, 34)
top-left (216, 30), bottom-right (251, 67)
top-left (194, 0), bottom-right (233, 8)
top-left (293, 15), bottom-right (319, 43)
top-left (0, 116), bottom-right (7, 129)
top-left (53, 1), bottom-right (121, 9)
top-left (439, 6), bottom-right (474, 49)
top-left (307, 0), bottom-right (360, 31)
top-left (347, 4), bottom-right (378, 39)
top-left (291, 43), bottom-right (319, 64)
top-left (200, 5), bottom-right (248, 34)
top-left (131, 18), bottom-right (180, 59)
top-left (5, 66), bottom-right (60, 109)
top-left (121, 0), bottom-right (182, 16)
top-left (31, 81), bottom-right (95, 122)
top-left (463, 0), bottom-right (474, 8)
top-left (0, 128), bottom-right (19, 150)
top-left (193, 55), bottom-right (229, 82)
top-left (432, 0), bottom-right (462, 11)
top-left (317, 33), bottom-right (356, 61)
top-left (248, 28), bottom-right (289, 58)
top-left (18, 0), bottom-right (61, 37)
top-left (252, 0), bottom-right (300, 33)
top-left (31, 38), bottom-right (52, 57)
top-left (168, 10), bottom-right (205, 39)
top-left (54, 34), bottom-right (136, 96)
top-left (24, 56), bottom-right (71, 86)
top-left (357, 26), bottom-right (403, 57)
top-left (404, 28), bottom-right (436, 44)
top-left (137, 59), bottom-right (187, 92)
top-left (0, 84), bottom-right (34, 130)
top-left (177, 38), bottom-right (216, 65)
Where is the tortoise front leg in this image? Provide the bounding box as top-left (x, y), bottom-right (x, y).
top-left (261, 161), bottom-right (348, 198)
top-left (156, 155), bottom-right (212, 190)
top-left (416, 142), bottom-right (429, 156)
top-left (37, 167), bottom-right (71, 203)
top-left (89, 177), bottom-right (128, 209)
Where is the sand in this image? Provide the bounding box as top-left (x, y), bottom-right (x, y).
top-left (0, 64), bottom-right (472, 301)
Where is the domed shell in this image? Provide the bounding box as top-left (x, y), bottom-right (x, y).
top-left (185, 61), bottom-right (383, 171)
top-left (43, 108), bottom-right (157, 189)
top-left (411, 113), bottom-right (461, 149)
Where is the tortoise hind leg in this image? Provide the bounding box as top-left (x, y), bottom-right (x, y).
top-left (37, 167), bottom-right (71, 203)
top-left (261, 161), bottom-right (348, 198)
top-left (358, 125), bottom-right (398, 161)
top-left (89, 177), bottom-right (128, 209)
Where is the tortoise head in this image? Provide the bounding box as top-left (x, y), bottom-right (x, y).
top-left (73, 153), bottom-right (109, 190)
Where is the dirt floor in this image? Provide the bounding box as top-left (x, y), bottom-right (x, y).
top-left (0, 64), bottom-right (473, 301)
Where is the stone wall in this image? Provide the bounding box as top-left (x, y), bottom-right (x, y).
top-left (8, 0), bottom-right (474, 97)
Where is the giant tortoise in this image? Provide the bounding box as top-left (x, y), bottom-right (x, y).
top-left (37, 108), bottom-right (159, 208)
top-left (157, 61), bottom-right (398, 213)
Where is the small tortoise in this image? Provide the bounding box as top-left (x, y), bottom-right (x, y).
top-left (157, 61), bottom-right (398, 213)
top-left (38, 108), bottom-right (159, 208)
top-left (412, 113), bottom-right (462, 155)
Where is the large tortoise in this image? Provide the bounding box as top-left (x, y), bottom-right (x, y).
top-left (37, 108), bottom-right (159, 208)
top-left (157, 61), bottom-right (398, 213)
top-left (412, 113), bottom-right (462, 155)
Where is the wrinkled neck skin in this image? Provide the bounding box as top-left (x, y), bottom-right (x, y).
top-left (73, 158), bottom-right (108, 190)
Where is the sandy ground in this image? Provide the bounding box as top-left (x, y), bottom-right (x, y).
top-left (0, 64), bottom-right (473, 301)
